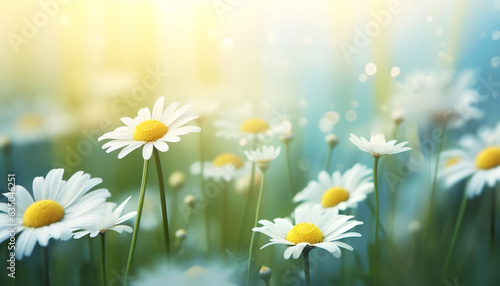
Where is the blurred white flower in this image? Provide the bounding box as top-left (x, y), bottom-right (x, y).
top-left (244, 145), bottom-right (281, 171)
top-left (169, 171), bottom-right (186, 190)
top-left (190, 98), bottom-right (220, 121)
top-left (391, 69), bottom-right (483, 128)
top-left (191, 152), bottom-right (251, 182)
top-left (73, 196), bottom-right (137, 238)
top-left (318, 111), bottom-right (340, 133)
top-left (214, 104), bottom-right (272, 141)
top-left (0, 95), bottom-right (75, 144)
top-left (440, 122), bottom-right (500, 198)
top-left (132, 261), bottom-right (236, 286)
top-left (294, 164), bottom-right (373, 212)
top-left (349, 133), bottom-right (411, 157)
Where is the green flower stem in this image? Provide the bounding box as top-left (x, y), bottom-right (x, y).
top-left (100, 233), bottom-right (107, 286)
top-left (170, 189), bottom-right (178, 231)
top-left (365, 199), bottom-right (397, 252)
top-left (491, 186), bottom-right (496, 251)
top-left (247, 171), bottom-right (266, 286)
top-left (124, 159), bottom-right (149, 286)
top-left (373, 156), bottom-right (381, 286)
top-left (1, 140), bottom-right (12, 177)
top-left (284, 143), bottom-right (295, 196)
top-left (424, 125), bottom-right (446, 240)
top-left (237, 161), bottom-right (256, 251)
top-left (42, 246), bottom-right (50, 286)
top-left (88, 236), bottom-right (95, 263)
top-left (303, 247), bottom-right (312, 286)
top-left (221, 182), bottom-right (229, 250)
top-left (323, 146), bottom-right (333, 172)
top-left (443, 191), bottom-right (468, 279)
top-left (389, 188), bottom-right (396, 240)
top-left (197, 127), bottom-right (210, 254)
top-left (391, 123), bottom-right (400, 141)
top-left (153, 149), bottom-right (171, 262)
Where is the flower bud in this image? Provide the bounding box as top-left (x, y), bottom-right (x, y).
top-left (176, 229), bottom-right (187, 241)
top-left (184, 195), bottom-right (197, 208)
top-left (279, 132), bottom-right (294, 144)
top-left (168, 171), bottom-right (186, 190)
top-left (259, 265), bottom-right (272, 282)
top-left (325, 134), bottom-right (338, 149)
top-left (391, 110), bottom-right (405, 126)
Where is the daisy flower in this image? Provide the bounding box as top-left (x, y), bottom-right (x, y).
top-left (0, 95), bottom-right (75, 144)
top-left (440, 122), bottom-right (500, 198)
top-left (73, 196), bottom-right (137, 238)
top-left (0, 169), bottom-right (110, 259)
top-left (253, 205), bottom-right (363, 259)
top-left (214, 104), bottom-right (272, 142)
top-left (349, 133), bottom-right (411, 157)
top-left (294, 164), bottom-right (373, 211)
top-left (190, 152), bottom-right (252, 182)
top-left (244, 145), bottom-right (281, 171)
top-left (131, 260), bottom-right (236, 286)
top-left (98, 96), bottom-right (201, 160)
top-left (391, 69), bottom-right (483, 128)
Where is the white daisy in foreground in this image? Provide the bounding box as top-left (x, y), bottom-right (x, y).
top-left (98, 97), bottom-right (201, 160)
top-left (349, 133), bottom-right (411, 157)
top-left (0, 169), bottom-right (110, 259)
top-left (294, 164), bottom-right (373, 211)
top-left (214, 104), bottom-right (272, 142)
top-left (73, 196), bottom-right (137, 238)
top-left (244, 145), bottom-right (281, 171)
top-left (440, 123), bottom-right (500, 198)
top-left (253, 205), bottom-right (363, 259)
top-left (190, 152), bottom-right (251, 182)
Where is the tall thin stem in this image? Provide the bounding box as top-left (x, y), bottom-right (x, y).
top-left (284, 143), bottom-right (295, 196)
top-left (424, 126), bottom-right (446, 239)
top-left (247, 171), bottom-right (266, 286)
top-left (197, 127), bottom-right (210, 254)
top-left (443, 191), bottom-right (468, 279)
top-left (324, 146), bottom-right (333, 172)
top-left (42, 246), bottom-right (49, 286)
top-left (373, 156), bottom-right (381, 286)
top-left (303, 247), bottom-right (312, 286)
top-left (100, 233), bottom-right (107, 286)
top-left (124, 159), bottom-right (149, 286)
top-left (366, 199), bottom-right (397, 252)
top-left (221, 182), bottom-right (229, 251)
top-left (153, 149), bottom-right (171, 262)
top-left (491, 186), bottom-right (496, 251)
top-left (237, 161), bottom-right (257, 250)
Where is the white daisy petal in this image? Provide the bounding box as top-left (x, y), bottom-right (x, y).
top-left (252, 204), bottom-right (362, 261)
top-left (99, 98), bottom-right (201, 159)
top-left (350, 133), bottom-right (411, 156)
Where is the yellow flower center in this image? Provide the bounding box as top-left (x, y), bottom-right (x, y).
top-left (212, 153), bottom-right (244, 169)
top-left (321, 187), bottom-right (350, 208)
top-left (240, 117), bottom-right (270, 134)
top-left (475, 146), bottom-right (500, 170)
top-left (444, 156), bottom-right (461, 168)
top-left (286, 222), bottom-right (323, 245)
top-left (16, 113), bottom-right (44, 131)
top-left (133, 120), bottom-right (168, 142)
top-left (23, 200), bottom-right (64, 228)
top-left (183, 266), bottom-right (207, 284)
